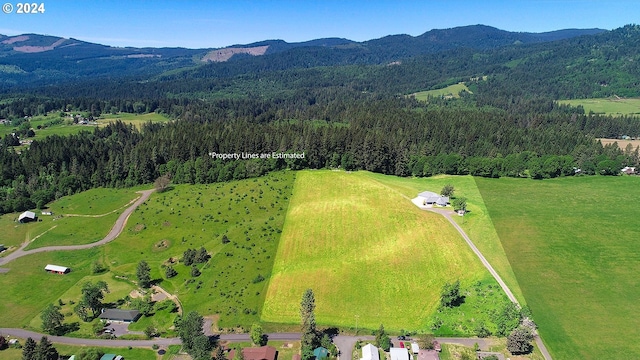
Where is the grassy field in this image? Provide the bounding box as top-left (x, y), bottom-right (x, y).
top-left (558, 97), bottom-right (640, 116)
top-left (363, 173), bottom-right (525, 304)
top-left (0, 172), bottom-right (295, 333)
top-left (410, 83), bottom-right (471, 101)
top-left (0, 187), bottom-right (141, 253)
top-left (261, 170), bottom-right (497, 332)
top-left (97, 112), bottom-right (171, 129)
top-left (597, 138), bottom-right (640, 150)
top-left (476, 176), bottom-right (640, 360)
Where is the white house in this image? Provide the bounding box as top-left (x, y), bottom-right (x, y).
top-left (390, 348), bottom-right (409, 360)
top-left (361, 344), bottom-right (379, 360)
top-left (417, 191), bottom-right (449, 207)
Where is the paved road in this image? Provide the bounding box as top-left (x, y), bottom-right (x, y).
top-left (0, 189), bottom-right (154, 267)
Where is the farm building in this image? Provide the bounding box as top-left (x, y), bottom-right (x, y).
top-left (228, 346), bottom-right (277, 360)
top-left (0, 244), bottom-right (5, 252)
top-left (18, 211), bottom-right (37, 223)
top-left (313, 347), bottom-right (329, 359)
top-left (390, 348), bottom-right (410, 360)
top-left (417, 191), bottom-right (449, 207)
top-left (98, 309), bottom-right (141, 323)
top-left (44, 264), bottom-right (70, 274)
top-left (418, 349), bottom-right (440, 360)
top-left (410, 343), bottom-right (420, 354)
top-left (361, 344), bottom-right (380, 360)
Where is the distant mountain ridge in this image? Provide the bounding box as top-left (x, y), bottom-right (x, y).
top-left (0, 24), bottom-right (607, 90)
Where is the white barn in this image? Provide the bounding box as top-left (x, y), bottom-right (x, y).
top-left (45, 264), bottom-right (70, 274)
top-left (18, 211), bottom-right (37, 223)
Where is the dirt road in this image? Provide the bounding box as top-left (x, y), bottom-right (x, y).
top-left (0, 189), bottom-right (154, 267)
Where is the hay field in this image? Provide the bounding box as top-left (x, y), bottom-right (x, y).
top-left (262, 170), bottom-right (491, 331)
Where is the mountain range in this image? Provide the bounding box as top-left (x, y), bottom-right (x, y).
top-left (0, 25), bottom-right (606, 91)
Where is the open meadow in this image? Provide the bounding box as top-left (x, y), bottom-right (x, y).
top-left (476, 176), bottom-right (640, 360)
top-left (410, 83), bottom-right (472, 101)
top-left (557, 97), bottom-right (640, 116)
top-left (0, 187), bottom-right (141, 254)
top-left (97, 112), bottom-right (171, 129)
top-left (261, 170), bottom-right (507, 332)
top-left (0, 171), bottom-right (295, 333)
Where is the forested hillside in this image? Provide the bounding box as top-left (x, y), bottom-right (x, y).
top-left (1, 25), bottom-right (640, 214)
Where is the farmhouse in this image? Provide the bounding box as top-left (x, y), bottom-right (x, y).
top-left (361, 344), bottom-right (380, 360)
top-left (418, 350), bottom-right (440, 360)
top-left (390, 348), bottom-right (410, 360)
top-left (98, 309), bottom-right (141, 323)
top-left (228, 346), bottom-right (277, 360)
top-left (18, 211), bottom-right (37, 223)
top-left (417, 191), bottom-right (449, 207)
top-left (44, 264), bottom-right (70, 274)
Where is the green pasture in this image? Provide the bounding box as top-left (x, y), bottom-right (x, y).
top-left (0, 115), bottom-right (91, 138)
top-left (410, 83), bottom-right (471, 101)
top-left (97, 112), bottom-right (171, 129)
top-left (0, 187), bottom-right (141, 252)
top-left (477, 176), bottom-right (640, 360)
top-left (363, 172), bottom-right (525, 304)
top-left (0, 248), bottom-right (100, 327)
top-left (102, 171), bottom-right (295, 329)
top-left (0, 171), bottom-right (294, 333)
top-left (262, 170), bottom-right (494, 332)
top-left (558, 97), bottom-right (640, 116)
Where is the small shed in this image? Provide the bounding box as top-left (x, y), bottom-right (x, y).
top-left (410, 343), bottom-right (419, 354)
top-left (45, 264), bottom-right (70, 274)
top-left (361, 343), bottom-right (379, 360)
top-left (100, 355), bottom-right (117, 360)
top-left (313, 347), bottom-right (329, 360)
top-left (18, 211), bottom-right (37, 223)
top-left (98, 309), bottom-right (141, 323)
top-left (390, 348), bottom-right (409, 360)
top-left (0, 244), bottom-right (6, 252)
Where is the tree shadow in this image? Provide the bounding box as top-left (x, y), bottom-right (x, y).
top-left (56, 322), bottom-right (80, 335)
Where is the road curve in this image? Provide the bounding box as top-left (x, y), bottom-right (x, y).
top-left (0, 189), bottom-right (155, 266)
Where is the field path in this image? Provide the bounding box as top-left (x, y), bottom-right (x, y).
top-left (411, 199), bottom-right (552, 360)
top-left (357, 177), bottom-right (551, 358)
top-left (0, 189), bottom-right (154, 266)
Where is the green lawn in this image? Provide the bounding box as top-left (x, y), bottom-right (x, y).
top-left (262, 170), bottom-right (495, 332)
top-left (410, 83), bottom-right (471, 101)
top-left (476, 176), bottom-right (640, 360)
top-left (557, 97), bottom-right (640, 116)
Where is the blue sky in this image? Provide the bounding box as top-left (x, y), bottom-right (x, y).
top-left (0, 0), bottom-right (638, 49)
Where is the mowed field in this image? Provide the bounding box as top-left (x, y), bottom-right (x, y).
top-left (558, 97), bottom-right (640, 115)
top-left (410, 83), bottom-right (471, 101)
top-left (262, 170), bottom-right (492, 331)
top-left (476, 176), bottom-right (640, 360)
